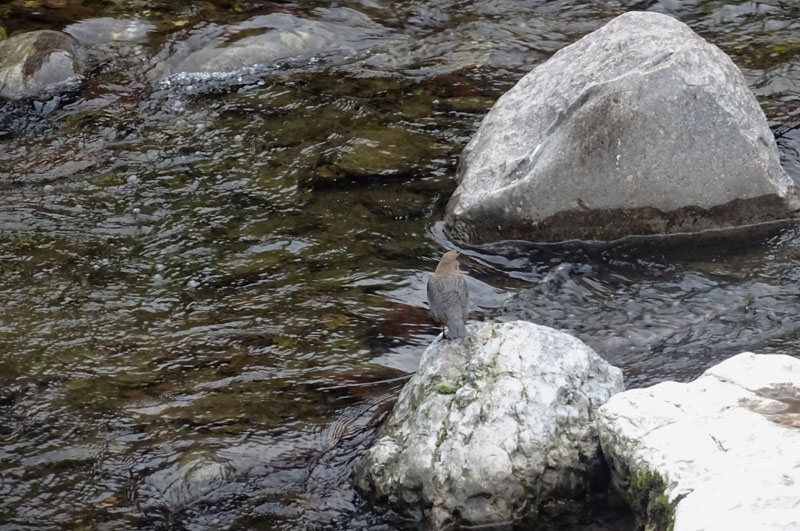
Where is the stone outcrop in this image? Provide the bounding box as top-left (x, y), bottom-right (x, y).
top-left (356, 321), bottom-right (624, 528)
top-left (445, 11), bottom-right (798, 243)
top-left (0, 30), bottom-right (85, 101)
top-left (597, 352), bottom-right (800, 531)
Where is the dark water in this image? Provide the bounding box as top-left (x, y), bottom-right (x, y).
top-left (1, 0), bottom-right (800, 529)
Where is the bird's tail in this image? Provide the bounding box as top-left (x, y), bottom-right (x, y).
top-left (449, 320), bottom-right (467, 339)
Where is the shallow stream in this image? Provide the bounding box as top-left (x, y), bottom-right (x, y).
top-left (1, 0), bottom-right (800, 529)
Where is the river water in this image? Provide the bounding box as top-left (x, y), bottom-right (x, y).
top-left (1, 0), bottom-right (799, 529)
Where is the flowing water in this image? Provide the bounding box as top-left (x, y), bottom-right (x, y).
top-left (1, 0), bottom-right (800, 529)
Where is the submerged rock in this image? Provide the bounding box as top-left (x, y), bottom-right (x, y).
top-left (313, 127), bottom-right (437, 184)
top-left (597, 352), bottom-right (800, 531)
top-left (153, 8), bottom-right (396, 85)
top-left (0, 30), bottom-right (85, 101)
top-left (64, 17), bottom-right (155, 45)
top-left (356, 320), bottom-right (624, 528)
top-left (445, 11), bottom-right (799, 243)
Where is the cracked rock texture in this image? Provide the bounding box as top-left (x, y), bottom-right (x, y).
top-left (445, 11), bottom-right (798, 244)
top-left (356, 320), bottom-right (624, 528)
top-left (0, 30), bottom-right (85, 101)
top-left (597, 352), bottom-right (800, 531)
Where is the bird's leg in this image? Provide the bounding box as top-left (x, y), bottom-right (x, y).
top-left (441, 324), bottom-right (447, 339)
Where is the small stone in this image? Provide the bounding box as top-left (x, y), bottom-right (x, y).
top-left (0, 30), bottom-right (85, 100)
top-left (41, 96), bottom-right (60, 115)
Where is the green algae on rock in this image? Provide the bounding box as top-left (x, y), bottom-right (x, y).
top-left (626, 469), bottom-right (675, 531)
top-left (313, 127), bottom-right (438, 184)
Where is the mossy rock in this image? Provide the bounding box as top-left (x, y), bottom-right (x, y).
top-left (625, 469), bottom-right (675, 531)
top-left (360, 186), bottom-right (432, 220)
top-left (314, 127), bottom-right (436, 183)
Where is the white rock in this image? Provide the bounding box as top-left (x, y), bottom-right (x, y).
top-left (597, 352), bottom-right (800, 531)
top-left (357, 320), bottom-right (624, 528)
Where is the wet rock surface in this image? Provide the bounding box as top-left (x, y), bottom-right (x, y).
top-left (0, 30), bottom-right (85, 101)
top-left (64, 17), bottom-right (155, 45)
top-left (152, 8), bottom-right (398, 85)
top-left (357, 321), bottom-right (624, 528)
top-left (314, 127), bottom-right (439, 184)
top-left (597, 352), bottom-right (800, 531)
top-left (445, 11), bottom-right (799, 244)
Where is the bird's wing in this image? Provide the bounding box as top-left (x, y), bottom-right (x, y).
top-left (458, 274), bottom-right (469, 313)
top-left (426, 275), bottom-right (443, 322)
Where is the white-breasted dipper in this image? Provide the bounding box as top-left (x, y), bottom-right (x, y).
top-left (427, 250), bottom-right (469, 339)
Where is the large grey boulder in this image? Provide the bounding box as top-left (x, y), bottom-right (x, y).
top-left (445, 11), bottom-right (799, 243)
top-left (0, 30), bottom-right (85, 101)
top-left (356, 321), bottom-right (624, 528)
top-left (597, 352), bottom-right (800, 531)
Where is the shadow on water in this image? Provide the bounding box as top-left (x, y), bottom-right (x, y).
top-left (1, 0), bottom-right (800, 529)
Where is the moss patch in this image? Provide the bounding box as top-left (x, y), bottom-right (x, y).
top-left (436, 423), bottom-right (448, 447)
top-left (626, 469), bottom-right (676, 531)
top-left (434, 383), bottom-right (459, 395)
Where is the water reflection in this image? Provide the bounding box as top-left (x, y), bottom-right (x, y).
top-left (1, 0), bottom-right (800, 529)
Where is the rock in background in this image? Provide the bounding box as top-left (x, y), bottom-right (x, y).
top-left (0, 30), bottom-right (85, 101)
top-left (597, 352), bottom-right (800, 531)
top-left (356, 321), bottom-right (624, 528)
top-left (151, 8), bottom-right (399, 86)
top-left (445, 11), bottom-right (799, 243)
top-left (64, 17), bottom-right (155, 45)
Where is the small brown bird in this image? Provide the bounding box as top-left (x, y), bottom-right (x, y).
top-left (427, 250), bottom-right (469, 339)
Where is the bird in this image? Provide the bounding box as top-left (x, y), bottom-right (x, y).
top-left (427, 250), bottom-right (469, 339)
